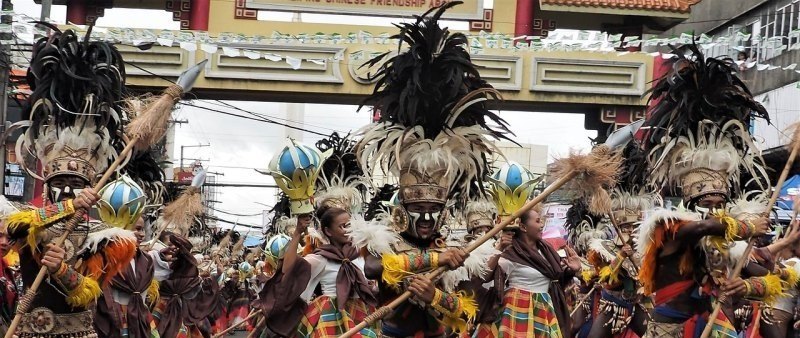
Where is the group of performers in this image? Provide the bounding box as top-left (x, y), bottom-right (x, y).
top-left (0, 2), bottom-right (800, 338)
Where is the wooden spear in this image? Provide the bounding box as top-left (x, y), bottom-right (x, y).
top-left (700, 123), bottom-right (800, 338)
top-left (4, 60), bottom-right (207, 338)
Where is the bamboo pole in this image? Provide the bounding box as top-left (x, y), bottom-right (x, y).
top-left (570, 287), bottom-right (597, 317)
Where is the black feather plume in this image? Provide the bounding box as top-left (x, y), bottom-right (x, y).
top-left (642, 42), bottom-right (769, 151)
top-left (360, 1), bottom-right (511, 140)
top-left (26, 27), bottom-right (126, 151)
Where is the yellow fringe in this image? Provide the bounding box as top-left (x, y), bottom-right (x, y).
top-left (6, 200), bottom-right (75, 252)
top-left (381, 254), bottom-right (412, 288)
top-left (580, 269), bottom-right (595, 284)
top-left (597, 265), bottom-right (619, 284)
top-left (714, 210), bottom-right (740, 242)
top-left (439, 291), bottom-right (477, 334)
top-left (761, 273), bottom-right (786, 306)
top-left (146, 278), bottom-right (160, 307)
top-left (66, 276), bottom-right (102, 308)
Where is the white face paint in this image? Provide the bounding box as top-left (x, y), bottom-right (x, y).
top-left (407, 210), bottom-right (442, 239)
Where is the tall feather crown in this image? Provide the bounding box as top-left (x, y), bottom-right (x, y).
top-left (17, 28), bottom-right (126, 185)
top-left (641, 44), bottom-right (770, 202)
top-left (355, 2), bottom-right (510, 206)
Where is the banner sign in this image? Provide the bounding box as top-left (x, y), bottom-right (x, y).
top-left (245, 0), bottom-right (485, 20)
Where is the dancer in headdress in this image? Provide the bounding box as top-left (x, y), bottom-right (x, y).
top-left (354, 2), bottom-right (512, 336)
top-left (585, 141), bottom-right (656, 338)
top-left (93, 175), bottom-right (164, 338)
top-left (0, 197), bottom-right (24, 335)
top-left (473, 161), bottom-right (586, 338)
top-left (636, 44), bottom-right (776, 337)
top-left (5, 28), bottom-right (139, 338)
top-left (564, 198), bottom-right (609, 338)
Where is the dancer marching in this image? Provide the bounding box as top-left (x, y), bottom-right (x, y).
top-left (354, 2), bottom-right (512, 336)
top-left (636, 44), bottom-right (776, 337)
top-left (5, 28), bottom-right (139, 338)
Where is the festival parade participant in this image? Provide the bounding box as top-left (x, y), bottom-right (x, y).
top-left (353, 2), bottom-right (515, 336)
top-left (3, 28), bottom-right (141, 338)
top-left (636, 44), bottom-right (777, 337)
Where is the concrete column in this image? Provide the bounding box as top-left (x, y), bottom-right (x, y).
top-left (514, 0), bottom-right (534, 37)
top-left (285, 103), bottom-right (305, 141)
top-left (189, 0), bottom-right (210, 31)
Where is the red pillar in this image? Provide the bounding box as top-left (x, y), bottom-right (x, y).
top-left (514, 0), bottom-right (534, 37)
top-left (66, 0), bottom-right (87, 25)
top-left (190, 0), bottom-right (210, 31)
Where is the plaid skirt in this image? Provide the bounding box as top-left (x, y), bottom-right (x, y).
top-left (474, 288), bottom-right (562, 338)
top-left (297, 296), bottom-right (378, 338)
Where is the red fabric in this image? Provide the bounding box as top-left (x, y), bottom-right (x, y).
top-left (654, 280), bottom-right (694, 306)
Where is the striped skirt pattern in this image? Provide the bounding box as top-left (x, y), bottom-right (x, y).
top-left (474, 288), bottom-right (563, 338)
top-left (297, 296), bottom-right (377, 338)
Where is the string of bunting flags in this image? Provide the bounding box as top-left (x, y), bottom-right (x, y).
top-left (4, 11), bottom-right (800, 74)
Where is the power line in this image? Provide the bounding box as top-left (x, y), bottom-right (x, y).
top-left (123, 61), bottom-right (337, 137)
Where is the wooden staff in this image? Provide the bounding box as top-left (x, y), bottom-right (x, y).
top-left (570, 287), bottom-right (597, 317)
top-left (248, 315), bottom-right (266, 338)
top-left (213, 309), bottom-right (262, 338)
top-left (700, 124), bottom-right (800, 338)
top-left (4, 60), bottom-right (207, 338)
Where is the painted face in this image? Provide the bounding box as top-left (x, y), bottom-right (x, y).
top-left (47, 175), bottom-right (88, 203)
top-left (404, 202), bottom-right (445, 240)
top-left (694, 194), bottom-right (727, 219)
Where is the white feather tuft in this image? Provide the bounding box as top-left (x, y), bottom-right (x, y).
top-left (440, 239), bottom-right (499, 292)
top-left (346, 214), bottom-right (400, 256)
top-left (636, 208), bottom-right (701, 256)
top-left (78, 227), bottom-right (137, 255)
top-left (589, 238), bottom-right (616, 262)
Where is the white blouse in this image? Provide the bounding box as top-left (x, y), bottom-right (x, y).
top-left (299, 254), bottom-right (366, 302)
top-left (498, 257), bottom-right (550, 293)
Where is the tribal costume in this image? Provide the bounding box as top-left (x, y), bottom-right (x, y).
top-left (6, 28), bottom-right (138, 338)
top-left (354, 2), bottom-right (510, 336)
top-left (636, 44), bottom-right (780, 338)
top-left (152, 235), bottom-right (218, 338)
top-left (564, 198), bottom-right (609, 338)
top-left (586, 142), bottom-right (657, 338)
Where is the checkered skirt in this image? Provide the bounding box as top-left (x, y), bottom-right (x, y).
top-left (296, 296), bottom-right (378, 338)
top-left (474, 288), bottom-right (562, 338)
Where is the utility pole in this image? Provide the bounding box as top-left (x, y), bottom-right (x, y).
top-left (179, 143), bottom-right (210, 169)
top-left (0, 0), bottom-right (12, 197)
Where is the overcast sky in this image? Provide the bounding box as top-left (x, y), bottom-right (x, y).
top-left (11, 0), bottom-right (597, 233)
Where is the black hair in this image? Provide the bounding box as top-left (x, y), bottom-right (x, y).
top-left (315, 205), bottom-right (349, 237)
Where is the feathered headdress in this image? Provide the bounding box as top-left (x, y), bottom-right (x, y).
top-left (565, 198), bottom-right (611, 254)
top-left (355, 2), bottom-right (510, 210)
top-left (463, 198), bottom-right (496, 233)
top-left (610, 141), bottom-right (661, 225)
top-left (640, 43), bottom-right (770, 202)
top-left (16, 28), bottom-right (126, 189)
top-left (314, 132), bottom-right (368, 215)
